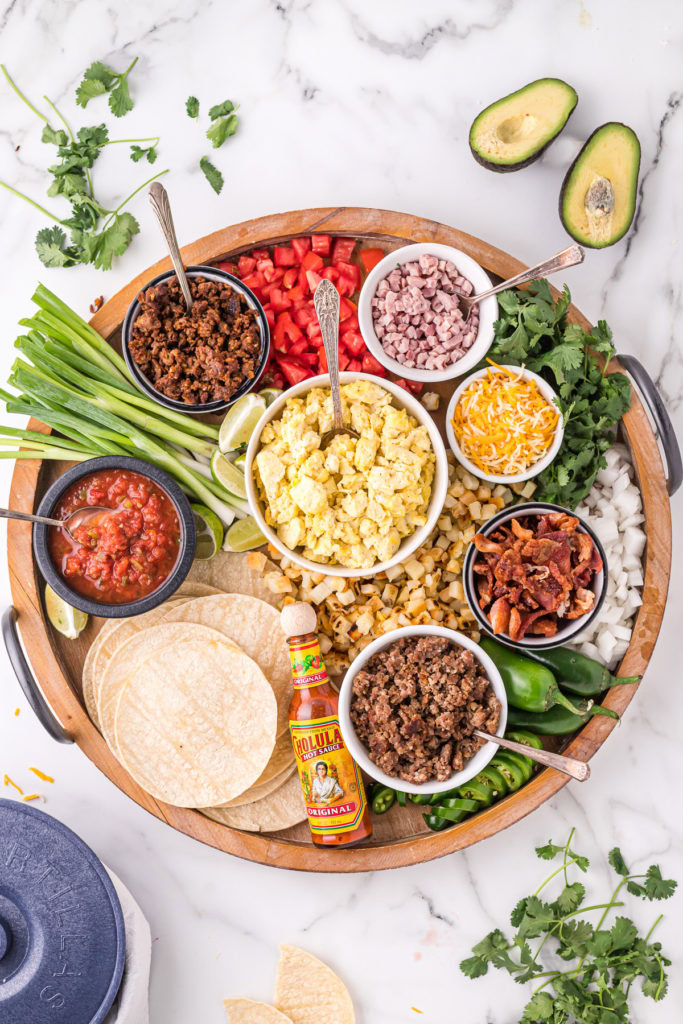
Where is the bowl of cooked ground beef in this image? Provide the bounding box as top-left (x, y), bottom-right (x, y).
top-left (122, 265), bottom-right (270, 414)
top-left (339, 625), bottom-right (507, 795)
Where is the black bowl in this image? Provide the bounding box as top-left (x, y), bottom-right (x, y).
top-left (121, 264), bottom-right (270, 415)
top-left (462, 501), bottom-right (608, 650)
top-left (33, 456), bottom-right (196, 618)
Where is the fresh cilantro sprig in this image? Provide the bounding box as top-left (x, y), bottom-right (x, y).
top-left (186, 95), bottom-right (200, 120)
top-left (76, 56), bottom-right (138, 116)
top-left (185, 95), bottom-right (239, 193)
top-left (488, 281), bottom-right (632, 508)
top-left (199, 156), bottom-right (224, 195)
top-left (460, 829), bottom-right (676, 1022)
top-left (0, 64), bottom-right (166, 270)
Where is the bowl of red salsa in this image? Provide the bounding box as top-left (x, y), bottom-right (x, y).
top-left (33, 457), bottom-right (196, 617)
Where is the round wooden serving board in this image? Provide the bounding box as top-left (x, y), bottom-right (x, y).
top-left (7, 208), bottom-right (672, 872)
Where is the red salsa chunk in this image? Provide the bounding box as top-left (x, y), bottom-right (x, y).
top-left (48, 469), bottom-right (181, 604)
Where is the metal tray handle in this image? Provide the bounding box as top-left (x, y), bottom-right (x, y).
top-left (2, 606), bottom-right (73, 744)
top-left (619, 354), bottom-right (682, 496)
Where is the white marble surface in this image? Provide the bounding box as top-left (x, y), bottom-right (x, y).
top-left (1, 1), bottom-right (682, 1021)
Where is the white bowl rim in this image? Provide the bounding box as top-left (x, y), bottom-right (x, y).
top-left (244, 372), bottom-right (448, 578)
top-left (445, 364), bottom-right (565, 484)
top-left (338, 624), bottom-right (508, 795)
top-left (462, 501), bottom-right (608, 648)
top-left (357, 242), bottom-right (499, 383)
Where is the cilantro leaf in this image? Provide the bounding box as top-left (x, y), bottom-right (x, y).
top-left (555, 882), bottom-right (585, 915)
top-left (459, 954), bottom-right (489, 979)
top-left (516, 897), bottom-right (556, 939)
top-left (520, 991), bottom-right (555, 1022)
top-left (109, 78), bottom-right (133, 117)
top-left (536, 841), bottom-right (564, 861)
top-left (35, 226), bottom-right (81, 268)
top-left (41, 124), bottom-right (68, 147)
top-left (130, 144), bottom-right (157, 164)
top-left (511, 897), bottom-right (529, 927)
top-left (208, 99), bottom-right (235, 120)
top-left (186, 95), bottom-right (200, 119)
top-left (75, 62), bottom-right (116, 107)
top-left (199, 156), bottom-right (223, 194)
top-left (91, 211), bottom-right (140, 270)
top-left (609, 916), bottom-right (638, 951)
top-left (608, 848), bottom-right (629, 876)
top-left (206, 112), bottom-right (239, 149)
top-left (643, 864), bottom-right (677, 901)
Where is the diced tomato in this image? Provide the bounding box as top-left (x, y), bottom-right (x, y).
top-left (361, 352), bottom-right (386, 376)
top-left (305, 269), bottom-right (323, 292)
top-left (290, 237), bottom-right (311, 262)
top-left (241, 272), bottom-right (265, 291)
top-left (293, 304), bottom-right (316, 328)
top-left (282, 267), bottom-right (299, 289)
top-left (320, 266), bottom-right (339, 283)
top-left (338, 351), bottom-right (350, 371)
top-left (263, 266), bottom-right (285, 284)
top-left (341, 330), bottom-right (366, 357)
top-left (311, 234), bottom-right (331, 256)
top-left (332, 238), bottom-right (355, 263)
top-left (298, 350), bottom-right (318, 368)
top-left (339, 297), bottom-right (355, 321)
top-left (336, 273), bottom-right (355, 298)
top-left (360, 248), bottom-right (385, 273)
top-left (273, 313), bottom-right (303, 351)
top-left (347, 358), bottom-right (362, 373)
top-left (298, 267), bottom-right (310, 294)
top-left (334, 260), bottom-right (361, 289)
top-left (237, 255), bottom-right (257, 276)
top-left (305, 321), bottom-right (322, 341)
top-left (263, 305), bottom-right (275, 328)
top-left (217, 261), bottom-right (237, 275)
top-left (344, 312), bottom-right (359, 332)
top-left (251, 248), bottom-right (271, 261)
top-left (277, 356), bottom-right (312, 387)
top-left (287, 285), bottom-right (305, 303)
top-left (394, 378), bottom-right (424, 394)
top-left (301, 250), bottom-right (324, 273)
top-left (288, 338), bottom-right (309, 358)
top-left (256, 258), bottom-right (274, 274)
top-left (270, 289), bottom-right (293, 313)
top-left (273, 245), bottom-right (296, 267)
top-left (261, 282), bottom-right (277, 300)
top-left (319, 349), bottom-right (328, 373)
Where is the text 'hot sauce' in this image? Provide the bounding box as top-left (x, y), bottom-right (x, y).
top-left (280, 602), bottom-right (372, 848)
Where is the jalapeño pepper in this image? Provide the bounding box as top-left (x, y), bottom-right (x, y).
top-left (370, 785), bottom-right (396, 814)
top-left (491, 751), bottom-right (530, 788)
top-left (524, 647), bottom-right (640, 697)
top-left (506, 704), bottom-right (592, 735)
top-left (480, 638), bottom-right (587, 716)
top-left (476, 765), bottom-right (509, 797)
top-left (505, 729), bottom-right (543, 750)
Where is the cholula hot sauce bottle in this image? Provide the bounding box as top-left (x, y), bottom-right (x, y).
top-left (280, 602), bottom-right (372, 848)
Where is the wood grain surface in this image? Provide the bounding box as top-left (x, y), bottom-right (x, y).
top-left (7, 207), bottom-right (672, 872)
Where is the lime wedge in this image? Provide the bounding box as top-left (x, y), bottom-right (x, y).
top-left (233, 452), bottom-right (246, 470)
top-left (191, 503), bottom-right (224, 560)
top-left (224, 515), bottom-right (266, 552)
top-left (210, 450), bottom-right (247, 499)
top-left (259, 387), bottom-right (283, 407)
top-left (44, 585), bottom-right (88, 639)
top-left (219, 393), bottom-right (267, 453)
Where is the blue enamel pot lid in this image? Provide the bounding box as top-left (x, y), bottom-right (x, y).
top-left (0, 799), bottom-right (125, 1024)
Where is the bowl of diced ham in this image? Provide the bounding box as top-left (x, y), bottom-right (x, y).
top-left (357, 243), bottom-right (498, 382)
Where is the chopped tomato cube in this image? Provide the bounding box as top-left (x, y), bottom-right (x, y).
top-left (237, 255), bottom-right (257, 276)
top-left (263, 266), bottom-right (285, 284)
top-left (277, 356), bottom-right (312, 387)
top-left (338, 351), bottom-right (350, 371)
top-left (241, 272), bottom-right (265, 291)
top-left (217, 261), bottom-right (237, 275)
top-left (334, 260), bottom-right (361, 289)
top-left (339, 298), bottom-right (356, 321)
top-left (336, 273), bottom-right (355, 298)
top-left (291, 237), bottom-right (311, 262)
top-left (344, 312), bottom-right (359, 332)
top-left (260, 282), bottom-right (277, 300)
top-left (274, 246), bottom-right (296, 267)
top-left (288, 338), bottom-right (309, 358)
top-left (256, 258), bottom-right (274, 274)
top-left (347, 358), bottom-right (362, 373)
top-left (251, 248), bottom-right (271, 261)
top-left (320, 266), bottom-right (339, 283)
top-left (305, 321), bottom-right (322, 341)
top-left (361, 352), bottom-right (386, 376)
top-left (293, 304), bottom-right (316, 328)
top-left (305, 269), bottom-right (323, 292)
top-left (282, 267), bottom-right (299, 289)
top-left (311, 234), bottom-right (331, 256)
top-left (301, 250), bottom-right (324, 273)
top-left (341, 330), bottom-right (366, 357)
top-left (270, 289), bottom-right (292, 313)
top-left (319, 349), bottom-right (328, 373)
top-left (263, 305), bottom-right (275, 328)
top-left (298, 267), bottom-right (310, 293)
top-left (360, 248), bottom-right (385, 273)
top-left (287, 285), bottom-right (305, 303)
top-left (298, 350), bottom-right (319, 368)
top-left (405, 380), bottom-right (424, 394)
top-left (332, 238), bottom-right (355, 263)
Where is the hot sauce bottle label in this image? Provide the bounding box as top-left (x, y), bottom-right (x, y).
top-left (289, 636), bottom-right (329, 689)
top-left (290, 715), bottom-right (368, 835)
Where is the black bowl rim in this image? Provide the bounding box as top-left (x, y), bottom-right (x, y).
top-left (33, 456), bottom-right (196, 618)
top-left (121, 264), bottom-right (271, 415)
top-left (462, 501), bottom-right (608, 650)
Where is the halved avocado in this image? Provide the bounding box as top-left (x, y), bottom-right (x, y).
top-left (470, 78), bottom-right (578, 172)
top-left (559, 122), bottom-right (641, 247)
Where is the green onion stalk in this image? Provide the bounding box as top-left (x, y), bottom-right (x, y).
top-left (0, 284), bottom-right (245, 526)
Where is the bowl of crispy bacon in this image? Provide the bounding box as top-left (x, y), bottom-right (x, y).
top-left (463, 503), bottom-right (607, 649)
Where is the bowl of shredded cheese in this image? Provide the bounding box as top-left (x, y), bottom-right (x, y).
top-left (446, 362), bottom-right (564, 484)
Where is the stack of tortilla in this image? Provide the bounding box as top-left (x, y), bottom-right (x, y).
top-left (81, 552), bottom-right (306, 833)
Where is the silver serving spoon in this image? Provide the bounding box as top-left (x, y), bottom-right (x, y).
top-left (473, 729), bottom-right (589, 782)
top-left (148, 181), bottom-right (194, 312)
top-left (0, 506), bottom-right (116, 541)
top-left (459, 244), bottom-right (585, 322)
top-left (314, 279), bottom-right (360, 449)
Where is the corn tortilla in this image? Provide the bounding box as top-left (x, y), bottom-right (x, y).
top-left (188, 550), bottom-right (280, 606)
top-left (224, 1000), bottom-right (293, 1024)
top-left (216, 762), bottom-right (295, 809)
top-left (114, 631), bottom-right (277, 807)
top-left (162, 594), bottom-right (292, 736)
top-left (274, 946), bottom-right (355, 1024)
top-left (201, 772), bottom-right (306, 832)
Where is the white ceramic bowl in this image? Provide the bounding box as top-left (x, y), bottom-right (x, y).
top-left (244, 373), bottom-right (448, 578)
top-left (338, 625), bottom-right (508, 796)
top-left (445, 365), bottom-right (565, 484)
top-left (357, 242), bottom-right (498, 383)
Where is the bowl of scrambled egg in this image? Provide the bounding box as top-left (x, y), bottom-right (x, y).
top-left (245, 374), bottom-right (448, 577)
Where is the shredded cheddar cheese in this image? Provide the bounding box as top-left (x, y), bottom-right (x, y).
top-left (451, 362), bottom-right (559, 476)
top-left (3, 774), bottom-right (23, 795)
top-left (29, 767), bottom-right (54, 783)
top-left (22, 793), bottom-right (41, 802)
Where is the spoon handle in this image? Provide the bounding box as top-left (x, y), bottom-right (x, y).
top-left (314, 280), bottom-right (343, 431)
top-left (474, 729), bottom-right (590, 782)
top-left (148, 182), bottom-right (194, 312)
top-left (0, 507), bottom-right (63, 529)
top-left (469, 244), bottom-right (585, 307)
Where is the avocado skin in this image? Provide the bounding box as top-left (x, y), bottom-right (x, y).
top-left (469, 77), bottom-right (578, 173)
top-left (559, 122), bottom-right (641, 248)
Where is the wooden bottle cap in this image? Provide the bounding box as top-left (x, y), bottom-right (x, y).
top-left (280, 602), bottom-right (317, 638)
